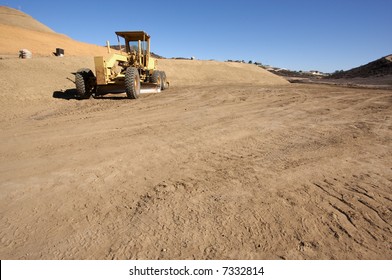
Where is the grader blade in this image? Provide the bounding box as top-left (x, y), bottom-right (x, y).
top-left (140, 83), bottom-right (161, 94)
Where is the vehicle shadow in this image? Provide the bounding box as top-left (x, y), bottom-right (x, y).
top-left (93, 93), bottom-right (129, 100)
top-left (52, 89), bottom-right (79, 100)
top-left (53, 89), bottom-right (130, 100)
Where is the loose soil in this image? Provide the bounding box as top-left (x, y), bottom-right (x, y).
top-left (0, 57), bottom-right (391, 260)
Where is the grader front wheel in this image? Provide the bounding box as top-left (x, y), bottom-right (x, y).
top-left (75, 68), bottom-right (95, 99)
top-left (150, 71), bottom-right (162, 89)
top-left (161, 71), bottom-right (168, 90)
top-left (151, 71), bottom-right (168, 90)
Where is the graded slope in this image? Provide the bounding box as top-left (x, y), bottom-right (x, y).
top-left (0, 56), bottom-right (95, 104)
top-left (0, 24), bottom-right (110, 56)
top-left (0, 57), bottom-right (287, 108)
top-left (0, 6), bottom-right (287, 86)
top-left (0, 6), bottom-right (55, 33)
top-left (157, 59), bottom-right (289, 86)
top-left (0, 6), bottom-right (108, 56)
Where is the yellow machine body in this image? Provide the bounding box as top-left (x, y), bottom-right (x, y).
top-left (94, 31), bottom-right (158, 86)
top-left (75, 30), bottom-right (168, 99)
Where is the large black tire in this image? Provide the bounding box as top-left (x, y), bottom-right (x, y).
top-left (161, 71), bottom-right (168, 90)
top-left (150, 70), bottom-right (163, 90)
top-left (75, 68), bottom-right (95, 99)
top-left (125, 67), bottom-right (140, 99)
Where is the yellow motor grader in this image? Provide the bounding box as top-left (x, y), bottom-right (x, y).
top-left (75, 31), bottom-right (168, 99)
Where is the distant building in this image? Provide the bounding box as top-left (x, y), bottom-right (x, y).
top-left (309, 70), bottom-right (327, 76)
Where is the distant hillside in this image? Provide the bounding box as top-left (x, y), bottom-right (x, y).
top-left (329, 55), bottom-right (392, 78)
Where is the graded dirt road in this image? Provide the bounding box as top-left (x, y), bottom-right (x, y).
top-left (0, 57), bottom-right (391, 260)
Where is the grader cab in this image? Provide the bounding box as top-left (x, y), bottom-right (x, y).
top-left (75, 31), bottom-right (168, 99)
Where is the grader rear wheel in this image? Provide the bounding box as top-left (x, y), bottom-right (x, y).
top-left (125, 67), bottom-right (140, 99)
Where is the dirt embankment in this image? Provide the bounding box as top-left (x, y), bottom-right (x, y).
top-left (0, 6), bottom-right (55, 33)
top-left (0, 6), bottom-right (109, 57)
top-left (158, 59), bottom-right (288, 87)
top-left (0, 57), bottom-right (287, 107)
top-left (0, 24), bottom-right (110, 57)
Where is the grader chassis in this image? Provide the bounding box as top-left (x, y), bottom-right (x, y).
top-left (75, 31), bottom-right (168, 99)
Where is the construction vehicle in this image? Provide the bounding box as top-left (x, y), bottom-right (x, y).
top-left (75, 31), bottom-right (168, 99)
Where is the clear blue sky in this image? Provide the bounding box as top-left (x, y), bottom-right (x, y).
top-left (2, 0), bottom-right (392, 72)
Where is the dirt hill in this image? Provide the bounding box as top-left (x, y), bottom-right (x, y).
top-left (0, 6), bottom-right (55, 33)
top-left (0, 56), bottom-right (288, 114)
top-left (0, 5), bottom-right (287, 89)
top-left (283, 55), bottom-right (392, 88)
top-left (329, 55), bottom-right (392, 78)
top-left (158, 59), bottom-right (288, 86)
top-left (0, 5), bottom-right (287, 110)
top-left (0, 6), bottom-right (109, 57)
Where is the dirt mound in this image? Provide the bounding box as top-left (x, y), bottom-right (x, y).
top-left (0, 6), bottom-right (55, 33)
top-left (157, 59), bottom-right (288, 86)
top-left (0, 56), bottom-right (95, 104)
top-left (0, 24), bottom-right (110, 57)
top-left (0, 6), bottom-right (109, 57)
top-left (0, 5), bottom-right (287, 87)
top-left (329, 54), bottom-right (392, 78)
top-left (0, 57), bottom-right (287, 109)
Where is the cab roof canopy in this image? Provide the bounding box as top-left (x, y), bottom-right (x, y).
top-left (115, 31), bottom-right (150, 41)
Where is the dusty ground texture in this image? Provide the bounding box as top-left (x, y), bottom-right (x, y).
top-left (0, 56), bottom-right (391, 260)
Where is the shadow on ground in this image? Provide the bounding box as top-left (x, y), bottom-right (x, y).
top-left (52, 89), bottom-right (79, 100)
top-left (53, 89), bottom-right (130, 100)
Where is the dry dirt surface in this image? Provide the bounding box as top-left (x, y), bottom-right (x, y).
top-left (0, 56), bottom-right (391, 260)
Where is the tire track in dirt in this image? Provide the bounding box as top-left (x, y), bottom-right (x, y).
top-left (307, 172), bottom-right (392, 258)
